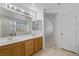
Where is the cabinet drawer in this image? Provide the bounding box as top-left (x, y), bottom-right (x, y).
top-left (25, 46), bottom-right (33, 51)
top-left (25, 39), bottom-right (33, 46)
top-left (25, 49), bottom-right (33, 56)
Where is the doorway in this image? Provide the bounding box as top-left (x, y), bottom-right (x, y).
top-left (44, 11), bottom-right (58, 49)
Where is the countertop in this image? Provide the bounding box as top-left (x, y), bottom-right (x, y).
top-left (0, 33), bottom-right (43, 46)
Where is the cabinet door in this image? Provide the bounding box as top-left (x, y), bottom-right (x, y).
top-left (0, 48), bottom-right (10, 56)
top-left (34, 37), bottom-right (43, 52)
top-left (10, 42), bottom-right (24, 56)
top-left (25, 39), bottom-right (34, 56)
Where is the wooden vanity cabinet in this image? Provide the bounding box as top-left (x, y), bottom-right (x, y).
top-left (34, 37), bottom-right (43, 52)
top-left (0, 41), bottom-right (24, 56)
top-left (0, 36), bottom-right (43, 56)
top-left (24, 39), bottom-right (34, 56)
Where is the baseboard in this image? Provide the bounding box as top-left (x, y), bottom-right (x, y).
top-left (61, 48), bottom-right (77, 54)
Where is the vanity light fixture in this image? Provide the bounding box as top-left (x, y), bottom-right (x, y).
top-left (7, 4), bottom-right (35, 18)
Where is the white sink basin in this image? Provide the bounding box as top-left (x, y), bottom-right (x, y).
top-left (0, 40), bottom-right (8, 43)
top-left (0, 39), bottom-right (9, 43)
top-left (0, 38), bottom-right (17, 43)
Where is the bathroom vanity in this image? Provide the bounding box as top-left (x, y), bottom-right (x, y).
top-left (0, 36), bottom-right (43, 56)
top-left (0, 6), bottom-right (43, 56)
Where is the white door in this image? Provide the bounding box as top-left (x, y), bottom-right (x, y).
top-left (61, 13), bottom-right (76, 52)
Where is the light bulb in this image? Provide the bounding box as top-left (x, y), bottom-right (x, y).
top-left (7, 4), bottom-right (12, 8)
top-left (21, 10), bottom-right (24, 12)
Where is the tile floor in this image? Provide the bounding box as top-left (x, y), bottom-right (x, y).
top-left (33, 47), bottom-right (78, 56)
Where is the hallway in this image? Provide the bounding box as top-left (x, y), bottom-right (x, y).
top-left (33, 47), bottom-right (78, 56)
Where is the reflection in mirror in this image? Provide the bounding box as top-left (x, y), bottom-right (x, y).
top-left (32, 20), bottom-right (42, 31)
top-left (16, 20), bottom-right (28, 35)
top-left (0, 17), bottom-right (12, 37)
top-left (14, 17), bottom-right (32, 35)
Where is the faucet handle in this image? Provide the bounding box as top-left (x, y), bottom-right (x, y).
top-left (10, 33), bottom-right (16, 36)
top-left (13, 33), bottom-right (16, 36)
top-left (15, 33), bottom-right (16, 36)
top-left (10, 33), bottom-right (12, 36)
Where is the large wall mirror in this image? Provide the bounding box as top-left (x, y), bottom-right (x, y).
top-left (0, 7), bottom-right (32, 38)
top-left (0, 16), bottom-right (32, 38)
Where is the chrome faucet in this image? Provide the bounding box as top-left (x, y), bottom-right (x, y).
top-left (8, 33), bottom-right (16, 40)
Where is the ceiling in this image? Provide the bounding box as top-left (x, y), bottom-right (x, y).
top-left (11, 3), bottom-right (79, 11)
top-left (35, 3), bottom-right (79, 9)
top-left (35, 3), bottom-right (62, 9)
top-left (10, 3), bottom-right (79, 13)
top-left (11, 3), bottom-right (61, 10)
